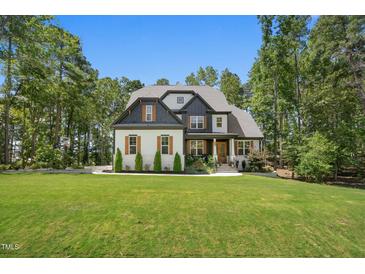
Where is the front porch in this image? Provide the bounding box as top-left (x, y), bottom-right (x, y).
top-left (185, 133), bottom-right (237, 165)
top-left (185, 133), bottom-right (263, 170)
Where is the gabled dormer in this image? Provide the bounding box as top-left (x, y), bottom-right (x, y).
top-left (161, 90), bottom-right (195, 110)
top-left (112, 98), bottom-right (184, 129)
top-left (178, 93), bottom-right (215, 133)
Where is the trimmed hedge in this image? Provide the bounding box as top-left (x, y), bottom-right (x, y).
top-left (153, 150), bottom-right (162, 172)
top-left (135, 152), bottom-right (143, 171)
top-left (114, 148), bottom-right (123, 172)
top-left (173, 152), bottom-right (182, 172)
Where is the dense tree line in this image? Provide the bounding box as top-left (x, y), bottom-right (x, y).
top-left (249, 15), bottom-right (365, 180)
top-left (183, 66), bottom-right (250, 109)
top-left (0, 16), bottom-right (143, 167)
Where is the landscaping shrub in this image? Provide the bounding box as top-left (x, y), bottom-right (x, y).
top-left (206, 155), bottom-right (216, 169)
top-left (241, 159), bottom-right (246, 171)
top-left (173, 152), bottom-right (182, 172)
top-left (10, 160), bottom-right (23, 170)
top-left (295, 132), bottom-right (337, 183)
top-left (144, 164), bottom-right (150, 171)
top-left (114, 148), bottom-right (123, 173)
top-left (62, 152), bottom-right (74, 168)
top-left (191, 158), bottom-right (205, 171)
top-left (153, 150), bottom-right (162, 172)
top-left (30, 162), bottom-right (47, 169)
top-left (185, 154), bottom-right (214, 167)
top-left (0, 164), bottom-right (10, 171)
top-left (135, 152), bottom-right (143, 171)
top-left (35, 145), bottom-right (63, 169)
top-left (185, 154), bottom-right (216, 174)
top-left (247, 152), bottom-right (265, 172)
top-left (185, 154), bottom-right (196, 167)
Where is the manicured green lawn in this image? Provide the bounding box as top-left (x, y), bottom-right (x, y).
top-left (0, 173), bottom-right (364, 257)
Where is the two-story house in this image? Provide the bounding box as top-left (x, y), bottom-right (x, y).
top-left (112, 85), bottom-right (264, 171)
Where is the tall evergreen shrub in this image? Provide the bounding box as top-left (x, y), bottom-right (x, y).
top-left (153, 150), bottom-right (162, 172)
top-left (135, 152), bottom-right (143, 171)
top-left (173, 152), bottom-right (182, 172)
top-left (114, 148), bottom-right (123, 172)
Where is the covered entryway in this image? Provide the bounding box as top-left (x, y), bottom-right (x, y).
top-left (215, 141), bottom-right (227, 163)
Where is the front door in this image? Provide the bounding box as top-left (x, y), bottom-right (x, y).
top-left (216, 141), bottom-right (227, 163)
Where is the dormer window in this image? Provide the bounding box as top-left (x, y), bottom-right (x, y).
top-left (177, 96), bottom-right (184, 104)
top-left (145, 105), bottom-right (153, 121)
top-left (216, 117), bottom-right (222, 128)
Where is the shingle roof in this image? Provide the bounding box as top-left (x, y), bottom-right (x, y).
top-left (125, 85), bottom-right (263, 139)
top-left (228, 105), bottom-right (264, 138)
top-left (126, 85), bottom-right (232, 112)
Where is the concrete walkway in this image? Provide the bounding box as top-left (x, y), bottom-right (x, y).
top-left (216, 164), bottom-right (239, 173)
top-left (92, 171), bottom-right (242, 177)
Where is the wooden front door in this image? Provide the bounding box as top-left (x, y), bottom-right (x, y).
top-left (216, 141), bottom-right (227, 163)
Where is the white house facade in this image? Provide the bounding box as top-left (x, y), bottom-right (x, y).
top-left (114, 129), bottom-right (184, 170)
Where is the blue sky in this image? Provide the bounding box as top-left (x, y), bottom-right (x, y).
top-left (56, 16), bottom-right (263, 85)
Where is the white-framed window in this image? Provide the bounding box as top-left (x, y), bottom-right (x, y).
top-left (237, 140), bottom-right (244, 155)
top-left (245, 141), bottom-right (252, 155)
top-left (191, 140), bottom-right (204, 156)
top-left (129, 136), bottom-right (137, 154)
top-left (161, 135), bottom-right (169, 155)
top-left (146, 105), bottom-right (153, 121)
top-left (177, 96), bottom-right (184, 104)
top-left (190, 116), bottom-right (204, 129)
top-left (216, 117), bottom-right (222, 128)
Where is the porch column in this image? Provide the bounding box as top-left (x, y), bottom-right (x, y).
top-left (230, 138), bottom-right (235, 162)
top-left (213, 138), bottom-right (217, 161)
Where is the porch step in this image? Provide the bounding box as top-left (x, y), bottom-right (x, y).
top-left (216, 164), bottom-right (239, 173)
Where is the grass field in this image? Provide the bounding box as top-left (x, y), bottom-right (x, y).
top-left (0, 173), bottom-right (364, 257)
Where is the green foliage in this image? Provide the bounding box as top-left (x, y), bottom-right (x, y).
top-left (10, 160), bottom-right (23, 170)
top-left (247, 152), bottom-right (265, 172)
top-left (191, 158), bottom-right (205, 170)
top-left (205, 155), bottom-right (216, 170)
top-left (184, 156), bottom-right (215, 174)
top-left (173, 152), bottom-right (182, 172)
top-left (0, 16), bottom-right (144, 167)
top-left (34, 145), bottom-right (63, 169)
top-left (0, 164), bottom-right (11, 170)
top-left (296, 133), bottom-right (337, 183)
top-left (185, 73), bottom-right (200, 85)
top-left (220, 68), bottom-right (242, 106)
top-left (114, 148), bottom-right (123, 173)
top-left (283, 142), bottom-right (301, 172)
top-left (185, 154), bottom-right (216, 173)
top-left (153, 150), bottom-right (162, 172)
top-left (135, 152), bottom-right (143, 171)
top-left (185, 66), bottom-right (218, 87)
top-left (249, 15), bottom-right (365, 178)
top-left (156, 78), bottom-right (170, 85)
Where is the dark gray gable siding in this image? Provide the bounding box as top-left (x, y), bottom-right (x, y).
top-left (182, 96), bottom-right (212, 133)
top-left (118, 99), bottom-right (180, 124)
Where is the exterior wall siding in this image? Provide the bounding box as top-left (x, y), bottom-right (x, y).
top-left (162, 93), bottom-right (194, 110)
top-left (115, 129), bottom-right (184, 170)
top-left (212, 114), bottom-right (228, 133)
top-left (121, 99), bottom-right (179, 124)
top-left (182, 96), bottom-right (212, 133)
